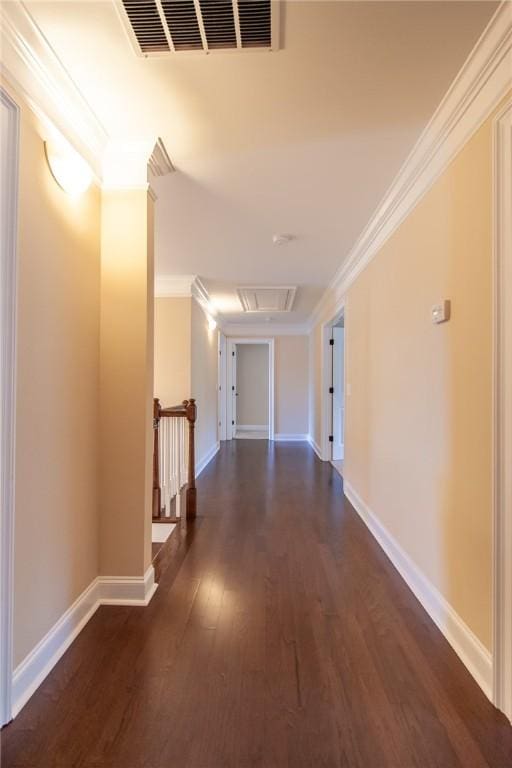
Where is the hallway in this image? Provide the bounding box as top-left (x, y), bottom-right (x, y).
top-left (2, 441), bottom-right (511, 768)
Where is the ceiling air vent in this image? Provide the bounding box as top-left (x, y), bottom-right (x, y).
top-left (121, 1), bottom-right (170, 53)
top-left (237, 286), bottom-right (296, 313)
top-left (118, 0), bottom-right (279, 55)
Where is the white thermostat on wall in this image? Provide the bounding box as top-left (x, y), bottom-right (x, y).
top-left (431, 300), bottom-right (451, 324)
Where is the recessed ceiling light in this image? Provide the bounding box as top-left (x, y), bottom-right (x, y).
top-left (272, 234), bottom-right (293, 246)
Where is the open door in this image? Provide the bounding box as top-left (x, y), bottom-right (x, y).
top-left (331, 325), bottom-right (344, 461)
top-left (231, 344), bottom-right (237, 438)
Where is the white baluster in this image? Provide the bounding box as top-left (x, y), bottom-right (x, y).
top-left (165, 419), bottom-right (171, 517)
top-left (175, 419), bottom-right (182, 518)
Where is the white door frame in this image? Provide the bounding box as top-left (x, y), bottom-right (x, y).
top-left (331, 325), bottom-right (345, 462)
top-left (320, 305), bottom-right (345, 461)
top-left (492, 99), bottom-right (512, 722)
top-left (225, 338), bottom-right (275, 441)
top-left (217, 332), bottom-right (227, 441)
top-left (0, 88), bottom-right (19, 726)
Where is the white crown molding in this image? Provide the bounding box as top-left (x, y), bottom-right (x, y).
top-left (0, 3), bottom-right (175, 188)
top-left (309, 2), bottom-right (512, 330)
top-left (11, 567), bottom-right (157, 718)
top-left (344, 481), bottom-right (492, 701)
top-left (223, 322), bottom-right (310, 336)
top-left (155, 274), bottom-right (197, 298)
top-left (0, 0), bottom-right (108, 176)
top-left (148, 138), bottom-right (175, 177)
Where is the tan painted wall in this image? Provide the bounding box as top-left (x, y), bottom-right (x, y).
top-left (312, 108), bottom-right (502, 649)
top-left (7, 79), bottom-right (101, 666)
top-left (236, 344), bottom-right (269, 426)
top-left (99, 189), bottom-right (154, 576)
top-left (154, 297), bottom-right (191, 407)
top-left (191, 299), bottom-right (219, 466)
top-left (275, 336), bottom-right (309, 435)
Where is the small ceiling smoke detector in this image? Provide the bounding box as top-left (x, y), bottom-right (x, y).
top-left (272, 234), bottom-right (293, 246)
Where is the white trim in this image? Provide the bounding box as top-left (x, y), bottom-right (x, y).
top-left (344, 481), bottom-right (493, 700)
top-left (0, 87), bottom-right (19, 727)
top-left (223, 322), bottom-right (310, 336)
top-left (493, 99), bottom-right (512, 721)
top-left (309, 3), bottom-right (512, 330)
top-left (237, 285), bottom-right (297, 313)
top-left (196, 441), bottom-right (220, 478)
top-left (318, 305), bottom-right (346, 461)
top-left (148, 137), bottom-right (175, 177)
top-left (307, 435), bottom-right (323, 460)
top-left (236, 424), bottom-right (269, 431)
top-left (226, 338), bottom-right (275, 441)
top-left (0, 1), bottom-right (108, 176)
top-left (274, 433), bottom-right (309, 442)
top-left (11, 566), bottom-right (157, 718)
top-left (155, 274), bottom-right (197, 298)
top-left (97, 565), bottom-right (157, 606)
top-left (218, 332), bottom-right (227, 442)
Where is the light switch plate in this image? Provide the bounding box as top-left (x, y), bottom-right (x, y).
top-left (432, 300), bottom-right (451, 324)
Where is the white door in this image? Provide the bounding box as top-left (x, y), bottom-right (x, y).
top-left (332, 326), bottom-right (344, 461)
top-left (217, 333), bottom-right (227, 441)
top-left (231, 345), bottom-right (237, 438)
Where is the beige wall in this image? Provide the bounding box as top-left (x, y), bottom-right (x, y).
top-left (8, 79), bottom-right (101, 665)
top-left (99, 189), bottom-right (154, 576)
top-left (312, 107), bottom-right (503, 649)
top-left (236, 344), bottom-right (269, 426)
top-left (191, 299), bottom-right (219, 466)
top-left (154, 297), bottom-right (191, 407)
top-left (275, 336), bottom-right (309, 435)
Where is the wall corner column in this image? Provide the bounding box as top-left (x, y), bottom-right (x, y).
top-left (99, 183), bottom-right (155, 577)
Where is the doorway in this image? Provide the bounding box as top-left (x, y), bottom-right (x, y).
top-left (0, 88), bottom-right (19, 726)
top-left (226, 338), bottom-right (275, 441)
top-left (330, 318), bottom-right (345, 477)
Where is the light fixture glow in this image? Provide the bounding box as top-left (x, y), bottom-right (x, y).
top-left (44, 140), bottom-right (93, 198)
top-left (208, 316), bottom-right (217, 331)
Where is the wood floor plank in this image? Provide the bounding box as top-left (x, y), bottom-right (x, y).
top-left (2, 440), bottom-right (511, 768)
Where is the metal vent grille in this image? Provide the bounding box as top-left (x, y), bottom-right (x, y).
top-left (122, 1), bottom-right (169, 53)
top-left (238, 1), bottom-right (271, 48)
top-left (162, 1), bottom-right (203, 51)
top-left (119, 0), bottom-right (277, 55)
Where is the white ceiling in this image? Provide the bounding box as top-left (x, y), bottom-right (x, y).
top-left (25, 0), bottom-right (498, 325)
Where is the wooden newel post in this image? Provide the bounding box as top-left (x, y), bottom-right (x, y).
top-left (152, 398), bottom-right (161, 519)
top-left (184, 398), bottom-right (197, 520)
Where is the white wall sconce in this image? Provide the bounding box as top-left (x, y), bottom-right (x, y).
top-left (44, 139), bottom-right (93, 198)
top-left (208, 315), bottom-right (217, 331)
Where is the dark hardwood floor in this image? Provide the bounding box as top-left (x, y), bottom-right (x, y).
top-left (2, 440), bottom-right (512, 767)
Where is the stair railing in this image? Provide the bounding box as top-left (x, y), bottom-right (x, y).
top-left (153, 397), bottom-right (197, 521)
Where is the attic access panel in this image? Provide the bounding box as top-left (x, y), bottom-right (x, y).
top-left (237, 286), bottom-right (297, 313)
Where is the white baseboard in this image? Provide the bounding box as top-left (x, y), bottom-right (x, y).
top-left (274, 433), bottom-right (309, 441)
top-left (344, 481), bottom-right (492, 700)
top-left (98, 565), bottom-right (157, 606)
top-left (12, 565), bottom-right (157, 718)
top-left (308, 435), bottom-right (324, 460)
top-left (196, 441), bottom-right (220, 478)
top-left (236, 424), bottom-right (268, 431)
